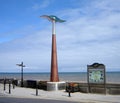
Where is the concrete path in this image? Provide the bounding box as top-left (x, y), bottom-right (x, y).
top-left (0, 84), bottom-right (120, 103)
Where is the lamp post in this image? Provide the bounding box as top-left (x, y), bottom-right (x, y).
top-left (40, 15), bottom-right (65, 82)
top-left (16, 62), bottom-right (25, 87)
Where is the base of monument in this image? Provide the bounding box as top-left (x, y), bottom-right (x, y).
top-left (47, 81), bottom-right (66, 91)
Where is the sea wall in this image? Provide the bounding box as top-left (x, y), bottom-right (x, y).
top-left (0, 79), bottom-right (120, 94)
top-left (66, 82), bottom-right (120, 95)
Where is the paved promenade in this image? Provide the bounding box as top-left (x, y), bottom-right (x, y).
top-left (0, 83), bottom-right (120, 103)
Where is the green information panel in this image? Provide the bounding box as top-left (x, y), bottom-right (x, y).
top-left (88, 69), bottom-right (105, 83)
top-left (87, 63), bottom-right (106, 84)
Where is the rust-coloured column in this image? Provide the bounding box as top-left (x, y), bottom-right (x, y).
top-left (50, 34), bottom-right (59, 82)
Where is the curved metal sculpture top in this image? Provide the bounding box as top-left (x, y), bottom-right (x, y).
top-left (40, 15), bottom-right (66, 23)
top-left (40, 15), bottom-right (66, 34)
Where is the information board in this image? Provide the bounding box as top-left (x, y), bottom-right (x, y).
top-left (87, 63), bottom-right (106, 84)
top-left (88, 68), bottom-right (105, 83)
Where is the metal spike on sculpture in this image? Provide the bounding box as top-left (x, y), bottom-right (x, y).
top-left (40, 15), bottom-right (66, 82)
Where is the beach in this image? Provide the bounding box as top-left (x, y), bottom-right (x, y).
top-left (0, 83), bottom-right (120, 103)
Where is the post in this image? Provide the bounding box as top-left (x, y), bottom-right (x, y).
top-left (12, 80), bottom-right (15, 89)
top-left (68, 83), bottom-right (71, 97)
top-left (50, 20), bottom-right (59, 82)
top-left (21, 63), bottom-right (23, 87)
top-left (9, 80), bottom-right (11, 94)
top-left (36, 81), bottom-right (38, 96)
top-left (16, 62), bottom-right (25, 87)
top-left (68, 90), bottom-right (71, 97)
top-left (3, 78), bottom-right (6, 91)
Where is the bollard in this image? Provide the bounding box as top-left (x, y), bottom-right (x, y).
top-left (9, 80), bottom-right (11, 94)
top-left (13, 83), bottom-right (15, 89)
top-left (12, 80), bottom-right (15, 89)
top-left (68, 89), bottom-right (71, 97)
top-left (36, 82), bottom-right (38, 96)
top-left (3, 79), bottom-right (6, 91)
top-left (68, 83), bottom-right (72, 97)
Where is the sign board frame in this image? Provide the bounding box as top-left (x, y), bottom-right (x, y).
top-left (87, 63), bottom-right (106, 94)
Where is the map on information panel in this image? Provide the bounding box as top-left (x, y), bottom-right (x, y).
top-left (89, 69), bottom-right (105, 83)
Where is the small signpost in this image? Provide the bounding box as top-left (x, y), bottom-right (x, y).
top-left (87, 63), bottom-right (106, 94)
top-left (16, 62), bottom-right (25, 87)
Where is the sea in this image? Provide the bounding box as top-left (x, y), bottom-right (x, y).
top-left (0, 72), bottom-right (120, 83)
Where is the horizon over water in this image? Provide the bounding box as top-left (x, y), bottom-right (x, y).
top-left (0, 72), bottom-right (120, 83)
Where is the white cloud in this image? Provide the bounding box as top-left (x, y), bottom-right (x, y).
top-left (93, 0), bottom-right (120, 11)
top-left (55, 0), bottom-right (120, 71)
top-left (32, 0), bottom-right (52, 10)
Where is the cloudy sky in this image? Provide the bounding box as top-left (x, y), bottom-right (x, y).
top-left (0, 0), bottom-right (120, 72)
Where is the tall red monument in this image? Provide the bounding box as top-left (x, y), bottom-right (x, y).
top-left (41, 15), bottom-right (65, 82)
top-left (50, 34), bottom-right (59, 82)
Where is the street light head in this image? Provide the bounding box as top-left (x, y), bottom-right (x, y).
top-left (40, 15), bottom-right (66, 23)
